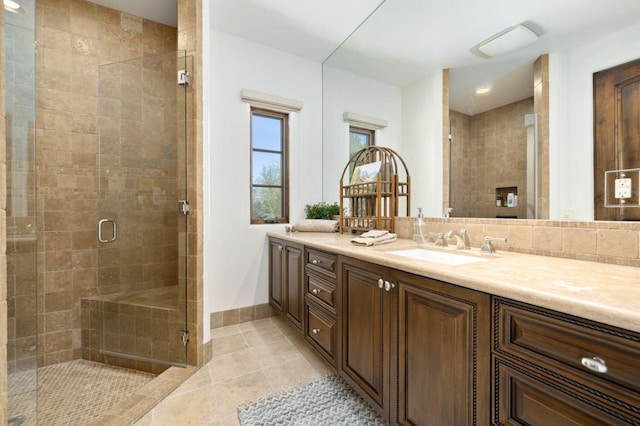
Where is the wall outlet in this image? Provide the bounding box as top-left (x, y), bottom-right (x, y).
top-left (615, 178), bottom-right (632, 199)
top-left (562, 209), bottom-right (577, 220)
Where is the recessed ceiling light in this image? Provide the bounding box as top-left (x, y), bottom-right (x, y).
top-left (476, 87), bottom-right (491, 95)
top-left (4, 0), bottom-right (26, 14)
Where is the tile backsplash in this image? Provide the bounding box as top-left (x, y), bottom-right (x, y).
top-left (396, 217), bottom-right (640, 267)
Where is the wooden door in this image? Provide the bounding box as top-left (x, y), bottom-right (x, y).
top-left (594, 58), bottom-right (640, 220)
top-left (284, 243), bottom-right (303, 329)
top-left (268, 239), bottom-right (284, 312)
top-left (340, 257), bottom-right (390, 419)
top-left (393, 271), bottom-right (491, 426)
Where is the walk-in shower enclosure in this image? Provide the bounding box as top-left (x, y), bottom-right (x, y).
top-left (5, 1), bottom-right (190, 421)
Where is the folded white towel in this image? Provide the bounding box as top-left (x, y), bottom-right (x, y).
top-left (294, 219), bottom-right (339, 232)
top-left (351, 232), bottom-right (397, 246)
top-left (359, 229), bottom-right (389, 238)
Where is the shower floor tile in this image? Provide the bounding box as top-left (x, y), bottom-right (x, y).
top-left (8, 359), bottom-right (156, 426)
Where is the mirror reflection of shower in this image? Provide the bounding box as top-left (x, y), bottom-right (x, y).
top-left (449, 97), bottom-right (536, 219)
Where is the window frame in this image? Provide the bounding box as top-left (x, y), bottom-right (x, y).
top-left (250, 107), bottom-right (290, 224)
top-left (349, 126), bottom-right (375, 158)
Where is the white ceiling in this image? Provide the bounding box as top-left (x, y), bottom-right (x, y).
top-left (90, 0), bottom-right (640, 114)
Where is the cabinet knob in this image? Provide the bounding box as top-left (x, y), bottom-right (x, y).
top-left (312, 259), bottom-right (320, 265)
top-left (311, 328), bottom-right (321, 335)
top-left (312, 288), bottom-right (321, 294)
top-left (378, 278), bottom-right (384, 289)
top-left (581, 356), bottom-right (608, 373)
top-left (278, 245), bottom-right (283, 251)
top-left (384, 281), bottom-right (395, 292)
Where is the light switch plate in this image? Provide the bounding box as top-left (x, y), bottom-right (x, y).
top-left (615, 178), bottom-right (632, 199)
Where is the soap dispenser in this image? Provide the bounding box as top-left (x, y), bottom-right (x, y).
top-left (413, 207), bottom-right (427, 245)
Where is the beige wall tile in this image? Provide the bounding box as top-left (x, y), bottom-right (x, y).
top-left (532, 226), bottom-right (562, 251)
top-left (597, 229), bottom-right (639, 259)
top-left (562, 228), bottom-right (597, 254)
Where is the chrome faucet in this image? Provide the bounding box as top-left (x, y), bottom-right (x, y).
top-left (428, 232), bottom-right (447, 247)
top-left (445, 229), bottom-right (471, 250)
top-left (480, 236), bottom-right (507, 253)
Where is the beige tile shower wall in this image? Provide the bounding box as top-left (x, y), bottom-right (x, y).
top-left (1, 6), bottom-right (8, 424)
top-left (177, 0), bottom-right (206, 367)
top-left (450, 98), bottom-right (533, 218)
top-left (35, 0), bottom-right (176, 367)
top-left (396, 217), bottom-right (640, 267)
top-left (534, 54), bottom-right (550, 219)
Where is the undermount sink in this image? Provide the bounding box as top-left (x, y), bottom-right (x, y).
top-left (388, 248), bottom-right (489, 266)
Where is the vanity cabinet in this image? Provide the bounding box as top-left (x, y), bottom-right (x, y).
top-left (492, 297), bottom-right (640, 425)
top-left (268, 238), bottom-right (304, 330)
top-left (340, 258), bottom-right (391, 418)
top-left (304, 248), bottom-right (338, 366)
top-left (340, 256), bottom-right (491, 425)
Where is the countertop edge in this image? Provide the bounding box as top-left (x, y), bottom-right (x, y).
top-left (268, 231), bottom-right (640, 335)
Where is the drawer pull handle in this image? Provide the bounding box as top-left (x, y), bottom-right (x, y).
top-left (384, 281), bottom-right (395, 292)
top-left (312, 328), bottom-right (321, 335)
top-left (312, 288), bottom-right (321, 294)
top-left (312, 259), bottom-right (320, 265)
top-left (378, 279), bottom-right (384, 289)
top-left (581, 357), bottom-right (608, 373)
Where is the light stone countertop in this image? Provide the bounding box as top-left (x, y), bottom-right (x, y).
top-left (268, 231), bottom-right (640, 334)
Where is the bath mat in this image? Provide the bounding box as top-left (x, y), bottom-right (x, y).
top-left (237, 374), bottom-right (387, 425)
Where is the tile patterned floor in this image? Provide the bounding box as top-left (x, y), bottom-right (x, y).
top-left (135, 316), bottom-right (334, 425)
top-left (8, 359), bottom-right (156, 426)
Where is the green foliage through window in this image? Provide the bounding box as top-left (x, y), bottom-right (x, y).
top-left (251, 108), bottom-right (288, 223)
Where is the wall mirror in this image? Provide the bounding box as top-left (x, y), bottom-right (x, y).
top-left (322, 0), bottom-right (640, 221)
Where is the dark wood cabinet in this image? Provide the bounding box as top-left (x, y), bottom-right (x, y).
top-left (394, 270), bottom-right (490, 426)
top-left (304, 247), bottom-right (338, 366)
top-left (340, 258), bottom-right (391, 418)
top-left (269, 237), bottom-right (639, 426)
top-left (492, 297), bottom-right (640, 425)
top-left (340, 257), bottom-right (490, 425)
top-left (268, 238), bottom-right (304, 330)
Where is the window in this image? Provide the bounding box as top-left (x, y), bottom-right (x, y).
top-left (250, 108), bottom-right (289, 224)
top-left (349, 126), bottom-right (375, 158)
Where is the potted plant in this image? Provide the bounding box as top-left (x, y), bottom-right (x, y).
top-left (304, 202), bottom-right (340, 220)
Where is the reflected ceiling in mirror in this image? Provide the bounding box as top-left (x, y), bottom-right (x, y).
top-left (323, 0), bottom-right (640, 220)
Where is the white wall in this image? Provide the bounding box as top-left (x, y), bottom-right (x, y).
top-left (549, 21), bottom-right (640, 220)
top-left (322, 66), bottom-right (402, 203)
top-left (401, 72), bottom-right (443, 218)
top-left (207, 30), bottom-right (323, 312)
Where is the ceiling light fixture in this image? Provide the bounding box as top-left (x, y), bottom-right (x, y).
top-left (4, 0), bottom-right (26, 14)
top-left (470, 23), bottom-right (538, 59)
top-left (475, 87), bottom-right (491, 95)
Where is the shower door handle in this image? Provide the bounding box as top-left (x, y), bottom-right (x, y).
top-left (97, 219), bottom-right (117, 243)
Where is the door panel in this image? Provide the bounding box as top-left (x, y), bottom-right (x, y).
top-left (97, 51), bottom-right (189, 366)
top-left (340, 258), bottom-right (389, 417)
top-left (594, 58), bottom-right (640, 220)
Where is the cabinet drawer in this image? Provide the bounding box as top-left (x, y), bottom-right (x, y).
top-left (495, 298), bottom-right (640, 393)
top-left (307, 274), bottom-right (335, 311)
top-left (492, 357), bottom-right (636, 425)
top-left (306, 302), bottom-right (336, 365)
top-left (305, 248), bottom-right (337, 280)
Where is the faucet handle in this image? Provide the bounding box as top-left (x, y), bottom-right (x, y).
top-left (481, 236), bottom-right (507, 253)
top-left (428, 232), bottom-right (447, 247)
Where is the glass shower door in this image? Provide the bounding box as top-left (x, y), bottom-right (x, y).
top-left (96, 51), bottom-right (189, 367)
top-left (5, 2), bottom-right (38, 423)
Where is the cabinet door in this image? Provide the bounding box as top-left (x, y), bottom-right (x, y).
top-left (394, 271), bottom-right (490, 426)
top-left (284, 244), bottom-right (303, 329)
top-left (340, 258), bottom-right (390, 418)
top-left (269, 239), bottom-right (284, 312)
